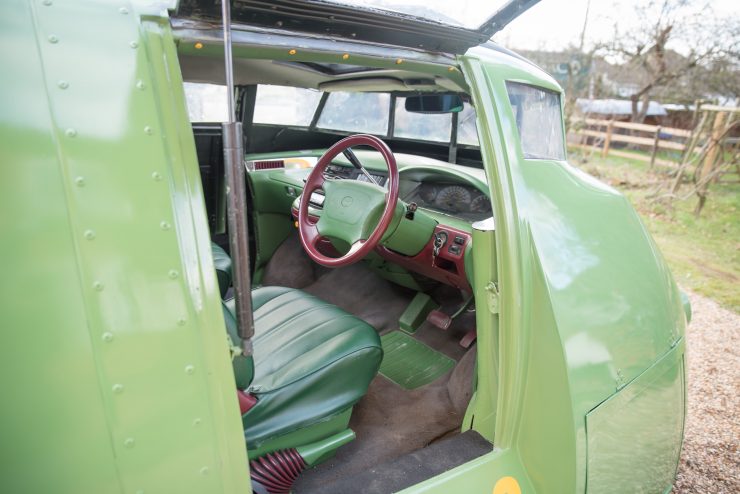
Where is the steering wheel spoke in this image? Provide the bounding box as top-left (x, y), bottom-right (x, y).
top-left (348, 239), bottom-right (367, 256)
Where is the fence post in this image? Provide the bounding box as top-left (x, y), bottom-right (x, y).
top-left (649, 126), bottom-right (662, 168)
top-left (694, 111), bottom-right (728, 216)
top-left (602, 120), bottom-right (614, 158)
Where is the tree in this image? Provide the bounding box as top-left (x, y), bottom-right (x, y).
top-left (600, 0), bottom-right (738, 122)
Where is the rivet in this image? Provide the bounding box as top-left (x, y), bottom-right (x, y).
top-left (74, 176), bottom-right (85, 187)
top-left (200, 466), bottom-right (210, 476)
top-left (119, 6), bottom-right (128, 14)
top-left (194, 42), bottom-right (203, 49)
top-left (112, 384), bottom-right (124, 394)
top-left (193, 418), bottom-right (202, 427)
top-left (123, 437), bottom-right (135, 449)
top-left (350, 32), bottom-right (356, 38)
top-left (288, 49), bottom-right (297, 55)
top-left (102, 332), bottom-right (114, 342)
top-left (151, 171), bottom-right (162, 181)
top-left (342, 53), bottom-right (349, 60)
top-left (48, 34), bottom-right (58, 44)
top-left (65, 128), bottom-right (77, 138)
top-left (177, 318), bottom-right (187, 326)
top-left (93, 281), bottom-right (104, 291)
top-left (83, 229), bottom-right (96, 240)
top-left (160, 220), bottom-right (171, 231)
top-left (136, 80), bottom-right (145, 90)
top-left (57, 80), bottom-right (69, 89)
top-left (130, 41), bottom-right (138, 49)
top-left (42, 0), bottom-right (52, 5)
top-left (395, 58), bottom-right (403, 65)
top-left (144, 126), bottom-right (153, 135)
top-left (185, 365), bottom-right (195, 375)
top-left (168, 269), bottom-right (179, 279)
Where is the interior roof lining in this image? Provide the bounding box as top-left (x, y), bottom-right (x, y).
top-left (179, 56), bottom-right (468, 93)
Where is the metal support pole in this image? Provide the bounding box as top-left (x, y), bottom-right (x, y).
top-left (222, 0), bottom-right (255, 355)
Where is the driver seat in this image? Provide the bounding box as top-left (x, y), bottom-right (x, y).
top-left (221, 285), bottom-right (382, 452)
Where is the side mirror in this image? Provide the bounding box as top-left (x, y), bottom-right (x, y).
top-left (405, 94), bottom-right (463, 114)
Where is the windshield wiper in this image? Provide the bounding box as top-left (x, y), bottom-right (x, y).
top-left (343, 148), bottom-right (379, 186)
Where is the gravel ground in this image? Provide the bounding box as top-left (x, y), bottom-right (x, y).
top-left (672, 290), bottom-right (740, 493)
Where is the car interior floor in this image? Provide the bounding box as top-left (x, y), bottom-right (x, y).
top-left (260, 233), bottom-right (478, 490)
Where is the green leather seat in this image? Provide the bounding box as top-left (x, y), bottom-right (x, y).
top-left (222, 286), bottom-right (382, 450)
top-left (211, 242), bottom-right (232, 298)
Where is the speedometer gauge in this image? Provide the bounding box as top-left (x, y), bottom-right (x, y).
top-left (435, 185), bottom-right (472, 211)
top-left (470, 195), bottom-right (492, 214)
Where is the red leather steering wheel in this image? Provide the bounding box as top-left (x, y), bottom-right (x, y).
top-left (298, 134), bottom-right (399, 267)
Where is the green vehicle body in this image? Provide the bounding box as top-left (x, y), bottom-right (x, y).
top-left (0, 1), bottom-right (687, 493)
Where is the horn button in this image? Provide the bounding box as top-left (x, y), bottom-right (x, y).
top-left (326, 190), bottom-right (367, 224)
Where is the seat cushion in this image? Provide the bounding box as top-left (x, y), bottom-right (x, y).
top-left (211, 242), bottom-right (232, 298)
top-left (224, 286), bottom-right (382, 448)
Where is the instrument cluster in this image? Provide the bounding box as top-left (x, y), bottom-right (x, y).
top-left (404, 182), bottom-right (492, 222)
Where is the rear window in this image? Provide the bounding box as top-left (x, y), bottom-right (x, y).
top-left (254, 85), bottom-right (323, 126)
top-left (506, 82), bottom-right (565, 160)
top-left (457, 102), bottom-right (479, 146)
top-left (394, 96), bottom-right (451, 142)
top-left (184, 83), bottom-right (228, 122)
top-left (317, 92), bottom-right (390, 135)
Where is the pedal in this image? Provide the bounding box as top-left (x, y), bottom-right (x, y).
top-left (459, 329), bottom-right (477, 348)
top-left (426, 309), bottom-right (452, 330)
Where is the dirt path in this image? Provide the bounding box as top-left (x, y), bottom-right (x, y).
top-left (673, 290), bottom-right (740, 493)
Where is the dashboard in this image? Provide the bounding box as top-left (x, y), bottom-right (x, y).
top-left (262, 151), bottom-right (489, 292)
top-left (324, 164), bottom-right (387, 186)
top-left (322, 164), bottom-right (491, 222)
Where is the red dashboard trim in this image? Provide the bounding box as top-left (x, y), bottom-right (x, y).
top-left (292, 205), bottom-right (472, 291)
top-left (377, 224), bottom-right (471, 292)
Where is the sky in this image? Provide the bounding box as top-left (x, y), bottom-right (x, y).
top-left (493, 0), bottom-right (739, 53)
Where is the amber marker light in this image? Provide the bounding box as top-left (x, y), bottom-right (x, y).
top-left (194, 42), bottom-right (203, 49)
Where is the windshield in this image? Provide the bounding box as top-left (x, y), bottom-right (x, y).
top-left (322, 0), bottom-right (508, 30)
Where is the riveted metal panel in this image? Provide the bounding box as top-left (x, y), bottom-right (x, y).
top-left (1, 1), bottom-right (250, 492)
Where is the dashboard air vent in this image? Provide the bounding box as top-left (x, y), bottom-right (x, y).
top-left (252, 160), bottom-right (285, 170)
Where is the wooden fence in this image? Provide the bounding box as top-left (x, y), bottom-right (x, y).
top-left (569, 118), bottom-right (691, 167)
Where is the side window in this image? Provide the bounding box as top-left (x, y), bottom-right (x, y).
top-left (394, 96), bottom-right (451, 142)
top-left (253, 85), bottom-right (323, 126)
top-left (184, 83), bottom-right (228, 122)
top-left (505, 82), bottom-right (565, 160)
top-left (457, 102), bottom-right (479, 147)
top-left (317, 92), bottom-right (390, 135)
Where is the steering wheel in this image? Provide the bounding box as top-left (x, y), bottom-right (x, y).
top-left (298, 134), bottom-right (400, 267)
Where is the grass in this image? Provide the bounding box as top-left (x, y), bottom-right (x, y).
top-left (569, 147), bottom-right (740, 313)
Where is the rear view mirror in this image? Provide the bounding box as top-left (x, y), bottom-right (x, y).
top-left (405, 94), bottom-right (463, 114)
